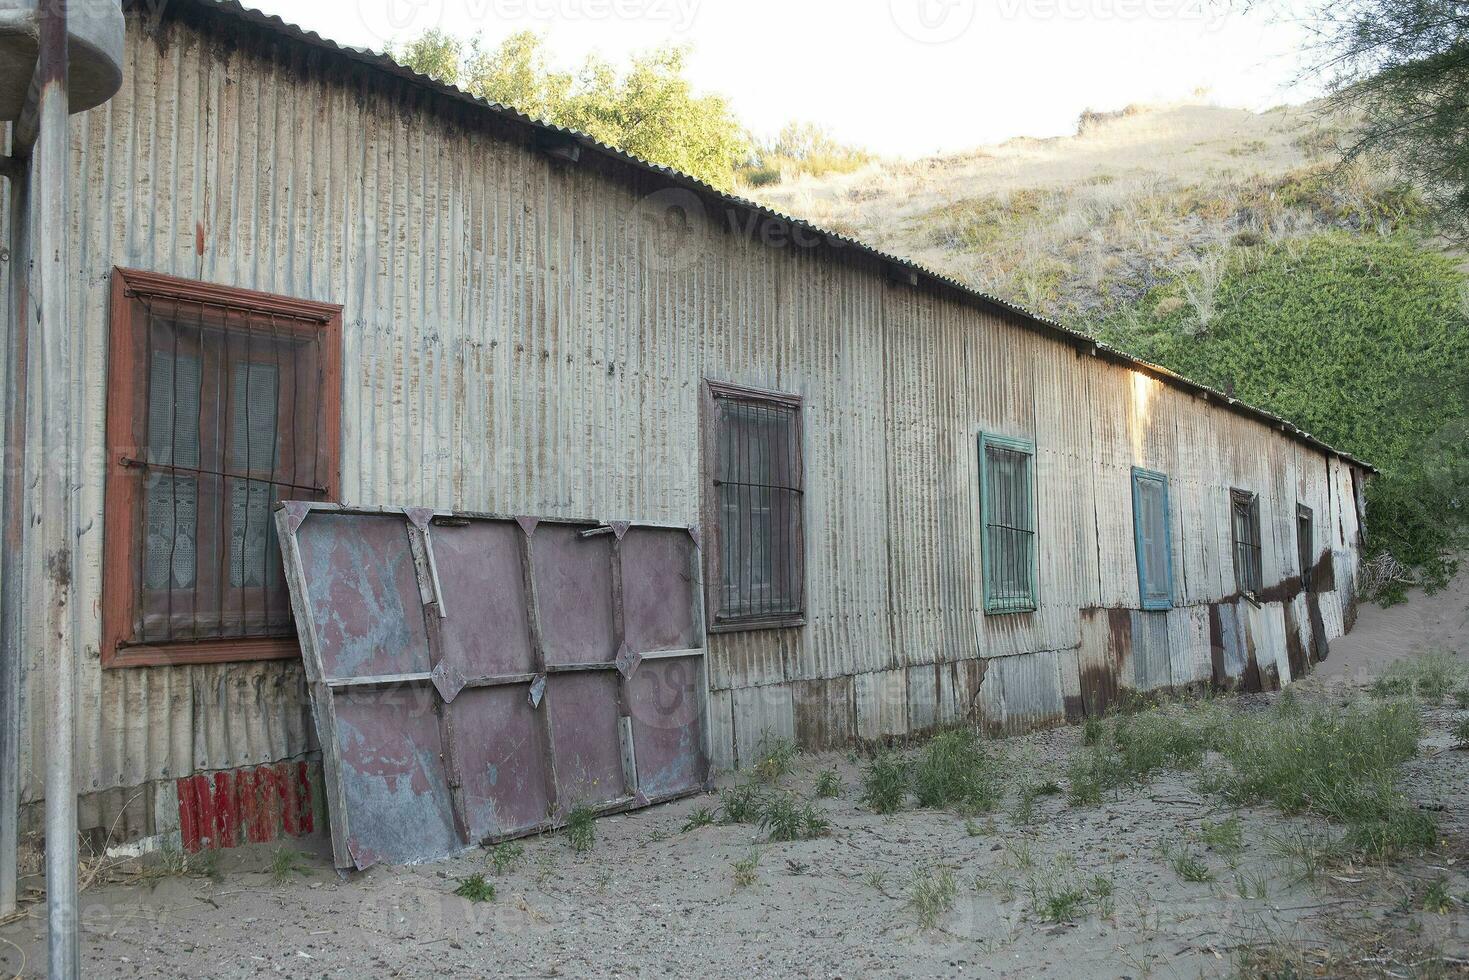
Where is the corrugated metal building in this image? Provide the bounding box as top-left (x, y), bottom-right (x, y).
top-left (2, 0), bottom-right (1371, 852)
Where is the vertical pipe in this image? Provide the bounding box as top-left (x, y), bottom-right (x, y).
top-left (0, 147), bottom-right (31, 921)
top-left (37, 1), bottom-right (78, 976)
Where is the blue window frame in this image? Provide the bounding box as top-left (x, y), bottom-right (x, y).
top-left (979, 433), bottom-right (1037, 615)
top-left (1131, 467), bottom-right (1173, 610)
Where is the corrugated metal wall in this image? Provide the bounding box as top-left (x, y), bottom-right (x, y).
top-left (8, 10), bottom-right (1368, 810)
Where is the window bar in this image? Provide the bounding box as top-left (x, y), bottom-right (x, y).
top-left (263, 311), bottom-right (282, 633)
top-left (165, 294), bottom-right (182, 644)
top-left (217, 305), bottom-right (231, 639)
top-left (238, 306), bottom-right (254, 637)
top-left (740, 400), bottom-right (751, 618)
top-left (135, 298), bottom-right (156, 645)
top-left (192, 299), bottom-right (205, 642)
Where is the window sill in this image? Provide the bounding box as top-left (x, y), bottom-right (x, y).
top-left (983, 605), bottom-right (1036, 617)
top-left (103, 635), bottom-right (300, 668)
top-left (708, 614), bottom-right (806, 634)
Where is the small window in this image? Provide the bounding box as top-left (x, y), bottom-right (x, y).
top-left (1230, 489), bottom-right (1263, 594)
top-left (703, 381), bottom-right (804, 631)
top-left (980, 433), bottom-right (1037, 614)
top-left (103, 269), bottom-right (342, 666)
top-left (1297, 503), bottom-right (1314, 590)
top-left (1131, 468), bottom-right (1173, 610)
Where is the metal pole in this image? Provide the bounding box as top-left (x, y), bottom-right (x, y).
top-left (0, 143), bottom-right (30, 921)
top-left (37, 0), bottom-right (78, 975)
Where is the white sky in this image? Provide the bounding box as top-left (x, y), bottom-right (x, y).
top-left (244, 0), bottom-right (1320, 157)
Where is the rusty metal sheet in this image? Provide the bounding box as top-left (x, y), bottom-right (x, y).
top-left (276, 504), bottom-right (710, 870)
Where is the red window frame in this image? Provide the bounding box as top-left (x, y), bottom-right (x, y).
top-left (101, 268), bottom-right (342, 667)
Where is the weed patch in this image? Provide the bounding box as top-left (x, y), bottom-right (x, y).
top-left (487, 842), bottom-right (524, 875)
top-left (565, 804), bottom-right (596, 854)
top-left (454, 873), bottom-right (496, 902)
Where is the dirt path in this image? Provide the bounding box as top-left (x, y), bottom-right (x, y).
top-left (2, 585), bottom-right (1467, 978)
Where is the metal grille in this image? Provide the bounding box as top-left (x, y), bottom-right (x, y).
top-left (714, 397), bottom-right (802, 622)
top-left (983, 440), bottom-right (1036, 614)
top-left (1231, 490), bottom-right (1263, 594)
top-left (1297, 503), bottom-right (1314, 590)
top-left (130, 297), bottom-right (326, 645)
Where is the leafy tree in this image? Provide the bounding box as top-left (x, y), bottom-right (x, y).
top-left (391, 30), bottom-right (748, 190)
top-left (1295, 0), bottom-right (1469, 237)
top-left (394, 28), bottom-right (463, 86)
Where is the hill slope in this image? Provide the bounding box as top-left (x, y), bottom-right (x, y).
top-left (752, 102), bottom-right (1468, 598)
top-left (754, 102), bottom-right (1418, 322)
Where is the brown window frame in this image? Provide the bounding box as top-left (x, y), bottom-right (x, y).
top-left (1230, 488), bottom-right (1263, 595)
top-left (700, 379), bottom-right (805, 633)
top-left (102, 268), bottom-right (342, 668)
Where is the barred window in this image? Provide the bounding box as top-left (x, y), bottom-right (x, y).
top-left (1131, 467), bottom-right (1173, 610)
top-left (103, 269), bottom-right (342, 667)
top-left (704, 381), bottom-right (804, 631)
top-left (1231, 489), bottom-right (1263, 594)
top-left (980, 433), bottom-right (1037, 615)
top-left (1297, 503), bottom-right (1314, 591)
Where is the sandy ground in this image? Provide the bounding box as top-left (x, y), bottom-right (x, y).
top-left (2, 580), bottom-right (1467, 978)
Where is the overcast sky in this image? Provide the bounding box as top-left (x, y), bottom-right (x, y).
top-left (244, 0), bottom-right (1321, 157)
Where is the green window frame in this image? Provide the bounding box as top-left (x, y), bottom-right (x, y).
top-left (1130, 467), bottom-right (1173, 610)
top-left (979, 432), bottom-right (1037, 615)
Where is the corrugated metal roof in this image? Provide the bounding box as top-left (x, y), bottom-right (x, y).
top-left (138, 0), bottom-right (1374, 473)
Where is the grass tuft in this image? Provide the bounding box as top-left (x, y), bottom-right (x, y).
top-left (681, 806), bottom-right (716, 832)
top-left (907, 865), bottom-right (957, 930)
top-left (752, 734), bottom-right (798, 784)
top-left (719, 783), bottom-right (766, 824)
top-left (1370, 651), bottom-right (1467, 702)
top-left (731, 850), bottom-right (759, 888)
top-left (757, 793), bottom-right (830, 842)
top-left (912, 730), bottom-right (1002, 813)
top-left (269, 847), bottom-right (308, 885)
top-left (1163, 844), bottom-right (1214, 882)
top-left (1199, 815), bottom-right (1244, 855)
top-left (814, 767), bottom-right (843, 798)
top-left (860, 752), bottom-right (909, 814)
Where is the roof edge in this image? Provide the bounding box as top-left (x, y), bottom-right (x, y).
top-left (139, 0), bottom-right (1376, 474)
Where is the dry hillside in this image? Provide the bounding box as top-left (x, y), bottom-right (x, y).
top-left (751, 102), bottom-right (1415, 323)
